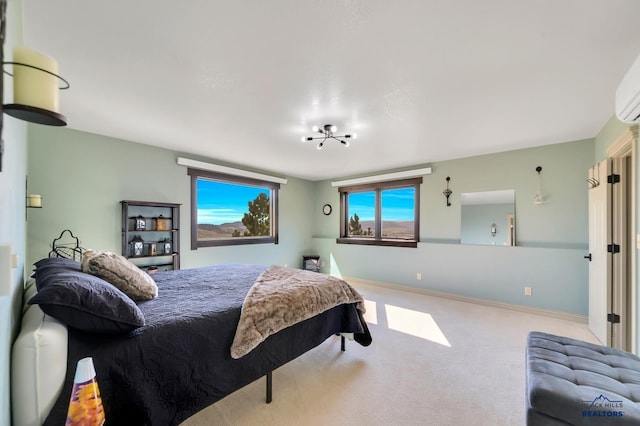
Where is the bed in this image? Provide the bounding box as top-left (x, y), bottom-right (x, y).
top-left (12, 256), bottom-right (371, 425)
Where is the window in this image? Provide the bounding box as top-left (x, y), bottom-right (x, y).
top-left (188, 168), bottom-right (279, 248)
top-left (337, 177), bottom-right (421, 248)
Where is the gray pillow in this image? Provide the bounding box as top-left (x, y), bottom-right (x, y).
top-left (34, 256), bottom-right (81, 270)
top-left (28, 269), bottom-right (145, 333)
top-left (81, 250), bottom-right (158, 301)
top-left (33, 257), bottom-right (81, 290)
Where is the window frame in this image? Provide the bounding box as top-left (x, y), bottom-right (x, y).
top-left (188, 168), bottom-right (279, 249)
top-left (336, 177), bottom-right (421, 248)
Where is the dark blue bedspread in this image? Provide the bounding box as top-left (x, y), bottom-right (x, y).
top-left (44, 264), bottom-right (371, 425)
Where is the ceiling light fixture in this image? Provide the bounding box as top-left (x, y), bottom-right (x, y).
top-left (301, 124), bottom-right (357, 150)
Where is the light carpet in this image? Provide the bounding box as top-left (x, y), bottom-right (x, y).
top-left (181, 281), bottom-right (599, 426)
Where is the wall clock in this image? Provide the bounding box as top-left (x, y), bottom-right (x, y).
top-left (322, 204), bottom-right (332, 215)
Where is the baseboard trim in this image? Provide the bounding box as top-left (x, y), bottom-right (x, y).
top-left (344, 276), bottom-right (588, 324)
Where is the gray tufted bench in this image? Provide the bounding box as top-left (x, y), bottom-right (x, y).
top-left (526, 331), bottom-right (640, 425)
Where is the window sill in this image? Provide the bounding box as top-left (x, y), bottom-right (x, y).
top-left (336, 238), bottom-right (418, 248)
top-left (194, 236), bottom-right (277, 249)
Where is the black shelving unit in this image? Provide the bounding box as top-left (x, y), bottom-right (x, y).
top-left (121, 200), bottom-right (181, 273)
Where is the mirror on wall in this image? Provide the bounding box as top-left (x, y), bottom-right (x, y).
top-left (460, 190), bottom-right (515, 246)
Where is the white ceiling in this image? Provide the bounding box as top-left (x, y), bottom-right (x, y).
top-left (19, 1), bottom-right (640, 181)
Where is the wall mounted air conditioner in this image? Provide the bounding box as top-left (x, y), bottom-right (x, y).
top-left (616, 53), bottom-right (640, 123)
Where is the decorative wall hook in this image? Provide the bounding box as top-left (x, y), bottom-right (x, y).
top-left (443, 176), bottom-right (452, 206)
top-left (587, 163), bottom-right (600, 189)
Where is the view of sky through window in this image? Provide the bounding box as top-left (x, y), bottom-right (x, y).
top-left (197, 179), bottom-right (268, 225)
top-left (348, 191), bottom-right (375, 220)
top-left (382, 188), bottom-right (415, 221)
top-left (348, 188), bottom-right (415, 221)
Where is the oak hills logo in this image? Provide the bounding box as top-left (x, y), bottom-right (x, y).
top-left (582, 394), bottom-right (624, 418)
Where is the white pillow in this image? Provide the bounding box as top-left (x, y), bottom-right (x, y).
top-left (81, 250), bottom-right (158, 300)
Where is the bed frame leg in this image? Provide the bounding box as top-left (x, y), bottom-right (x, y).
top-left (341, 334), bottom-right (345, 352)
top-left (266, 371), bottom-right (272, 404)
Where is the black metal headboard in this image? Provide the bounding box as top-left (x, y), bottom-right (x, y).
top-left (48, 229), bottom-right (84, 261)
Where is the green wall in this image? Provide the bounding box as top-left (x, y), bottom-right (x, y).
top-left (312, 139), bottom-right (595, 315)
top-left (27, 126), bottom-right (315, 271)
top-left (594, 115), bottom-right (630, 162)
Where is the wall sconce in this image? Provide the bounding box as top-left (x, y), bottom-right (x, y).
top-left (25, 176), bottom-right (42, 220)
top-left (26, 194), bottom-right (42, 208)
top-left (491, 223), bottom-right (497, 237)
top-left (443, 176), bottom-right (452, 206)
top-left (0, 0), bottom-right (70, 172)
top-left (534, 166), bottom-right (544, 204)
top-left (4, 46), bottom-right (69, 126)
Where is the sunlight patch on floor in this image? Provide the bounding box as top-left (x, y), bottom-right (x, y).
top-left (384, 304), bottom-right (451, 347)
top-left (363, 299), bottom-right (378, 325)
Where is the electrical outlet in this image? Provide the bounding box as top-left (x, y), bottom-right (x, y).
top-left (321, 260), bottom-right (325, 267)
top-left (284, 264), bottom-right (287, 268)
top-left (417, 272), bottom-right (422, 280)
top-left (524, 287), bottom-right (532, 296)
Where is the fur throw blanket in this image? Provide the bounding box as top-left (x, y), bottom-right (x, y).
top-left (230, 265), bottom-right (365, 359)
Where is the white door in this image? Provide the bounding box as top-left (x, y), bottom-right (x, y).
top-left (588, 159), bottom-right (612, 345)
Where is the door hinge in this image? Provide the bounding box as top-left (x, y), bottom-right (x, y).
top-left (608, 174), bottom-right (621, 184)
top-left (607, 313), bottom-right (621, 324)
top-left (607, 244), bottom-right (620, 253)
